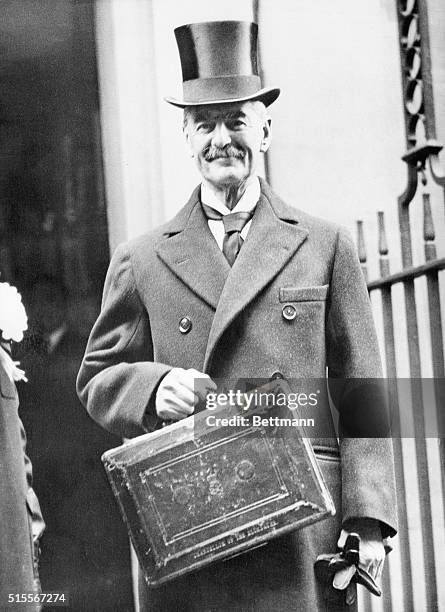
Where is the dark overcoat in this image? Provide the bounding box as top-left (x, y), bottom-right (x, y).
top-left (0, 346), bottom-right (38, 611)
top-left (77, 180), bottom-right (397, 612)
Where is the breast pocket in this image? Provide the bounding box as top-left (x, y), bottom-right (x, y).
top-left (279, 285), bottom-right (329, 304)
top-left (278, 285), bottom-right (329, 323)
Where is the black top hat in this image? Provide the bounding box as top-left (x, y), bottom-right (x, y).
top-left (165, 21), bottom-right (280, 108)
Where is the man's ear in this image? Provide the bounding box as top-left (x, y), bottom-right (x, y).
top-left (260, 118), bottom-right (272, 153)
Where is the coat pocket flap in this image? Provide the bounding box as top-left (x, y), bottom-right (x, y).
top-left (279, 285), bottom-right (329, 303)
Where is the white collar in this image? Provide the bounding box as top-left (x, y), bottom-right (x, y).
top-left (201, 176), bottom-right (260, 215)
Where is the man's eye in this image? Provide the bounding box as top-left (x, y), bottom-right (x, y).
top-left (229, 120), bottom-right (246, 129)
top-left (197, 123), bottom-right (212, 132)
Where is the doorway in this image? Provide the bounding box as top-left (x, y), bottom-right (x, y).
top-left (0, 1), bottom-right (133, 609)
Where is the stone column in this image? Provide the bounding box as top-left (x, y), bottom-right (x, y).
top-left (95, 0), bottom-right (165, 253)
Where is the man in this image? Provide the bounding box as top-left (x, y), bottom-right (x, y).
top-left (77, 21), bottom-right (397, 611)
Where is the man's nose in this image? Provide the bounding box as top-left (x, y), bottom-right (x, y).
top-left (211, 123), bottom-right (231, 148)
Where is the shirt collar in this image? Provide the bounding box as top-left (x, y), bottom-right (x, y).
top-left (200, 176), bottom-right (260, 215)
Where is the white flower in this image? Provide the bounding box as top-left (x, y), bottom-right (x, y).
top-left (0, 282), bottom-right (28, 343)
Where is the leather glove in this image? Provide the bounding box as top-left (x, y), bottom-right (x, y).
top-left (314, 533), bottom-right (382, 606)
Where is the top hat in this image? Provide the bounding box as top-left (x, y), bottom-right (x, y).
top-left (165, 21), bottom-right (280, 108)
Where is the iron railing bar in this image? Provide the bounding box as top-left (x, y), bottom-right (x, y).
top-left (425, 270), bottom-right (445, 511)
top-left (426, 271), bottom-right (445, 378)
top-left (398, 195), bottom-right (438, 610)
top-left (382, 566), bottom-right (392, 612)
top-left (423, 193), bottom-right (445, 378)
top-left (362, 591), bottom-right (372, 612)
top-left (367, 257), bottom-right (445, 291)
top-left (423, 192), bottom-right (445, 500)
top-left (380, 287), bottom-right (413, 612)
top-left (376, 215), bottom-right (395, 612)
top-left (403, 280), bottom-right (438, 611)
top-left (376, 210), bottom-right (413, 611)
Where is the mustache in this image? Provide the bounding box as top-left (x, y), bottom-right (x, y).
top-left (204, 145), bottom-right (245, 162)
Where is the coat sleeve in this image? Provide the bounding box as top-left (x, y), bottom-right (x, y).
top-left (76, 242), bottom-right (172, 439)
top-left (20, 421), bottom-right (46, 544)
top-left (326, 227), bottom-right (398, 538)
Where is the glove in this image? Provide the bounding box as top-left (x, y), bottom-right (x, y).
top-left (314, 533), bottom-right (382, 606)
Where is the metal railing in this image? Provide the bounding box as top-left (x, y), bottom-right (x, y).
top-left (357, 190), bottom-right (445, 610)
top-left (355, 2), bottom-right (445, 609)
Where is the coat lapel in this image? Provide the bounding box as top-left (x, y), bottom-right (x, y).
top-left (156, 187), bottom-right (230, 310)
top-left (203, 183), bottom-right (309, 371)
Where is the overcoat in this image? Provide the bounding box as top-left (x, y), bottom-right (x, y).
top-left (0, 345), bottom-right (40, 612)
top-left (77, 180), bottom-right (397, 612)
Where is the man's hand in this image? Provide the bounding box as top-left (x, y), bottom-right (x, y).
top-left (333, 518), bottom-right (385, 591)
top-left (155, 367), bottom-right (217, 421)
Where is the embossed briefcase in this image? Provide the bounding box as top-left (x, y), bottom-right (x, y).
top-left (102, 380), bottom-right (335, 586)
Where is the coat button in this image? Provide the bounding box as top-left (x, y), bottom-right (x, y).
top-left (282, 304), bottom-right (297, 321)
top-left (179, 317), bottom-right (192, 334)
top-left (271, 371), bottom-right (284, 380)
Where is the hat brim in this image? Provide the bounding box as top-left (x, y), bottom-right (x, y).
top-left (164, 87), bottom-right (280, 109)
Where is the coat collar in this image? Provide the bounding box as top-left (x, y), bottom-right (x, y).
top-left (156, 186), bottom-right (230, 309)
top-left (156, 179), bottom-right (308, 370)
top-left (160, 178), bottom-right (301, 233)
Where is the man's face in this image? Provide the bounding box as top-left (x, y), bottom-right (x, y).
top-left (184, 101), bottom-right (271, 189)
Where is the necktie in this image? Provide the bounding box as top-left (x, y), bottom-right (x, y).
top-left (202, 204), bottom-right (254, 266)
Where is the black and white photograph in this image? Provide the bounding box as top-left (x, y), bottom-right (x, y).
top-left (1, 1), bottom-right (444, 611)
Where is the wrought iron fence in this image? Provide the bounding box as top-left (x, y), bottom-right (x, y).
top-left (356, 1), bottom-right (445, 609)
